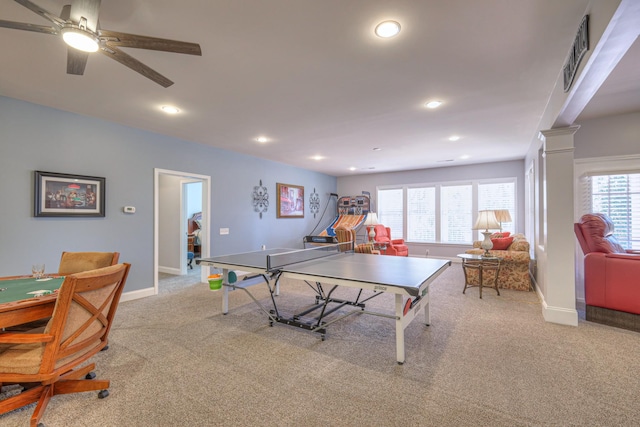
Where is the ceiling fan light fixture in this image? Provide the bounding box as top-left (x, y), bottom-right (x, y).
top-left (61, 25), bottom-right (99, 52)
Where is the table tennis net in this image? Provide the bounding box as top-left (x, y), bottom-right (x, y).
top-left (267, 244), bottom-right (341, 271)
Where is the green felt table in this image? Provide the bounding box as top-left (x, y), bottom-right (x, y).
top-left (0, 277), bottom-right (64, 304)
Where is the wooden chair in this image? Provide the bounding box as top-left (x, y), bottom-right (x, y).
top-left (0, 263), bottom-right (131, 427)
top-left (58, 252), bottom-right (120, 275)
top-left (354, 243), bottom-right (377, 254)
top-left (334, 227), bottom-right (356, 252)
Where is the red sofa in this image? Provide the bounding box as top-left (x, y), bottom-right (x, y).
top-left (372, 225), bottom-right (409, 256)
top-left (575, 213), bottom-right (640, 329)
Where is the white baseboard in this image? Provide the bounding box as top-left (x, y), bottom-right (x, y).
top-left (120, 286), bottom-right (155, 303)
top-left (532, 275), bottom-right (579, 326)
top-left (541, 300), bottom-right (579, 326)
top-left (158, 266), bottom-right (181, 275)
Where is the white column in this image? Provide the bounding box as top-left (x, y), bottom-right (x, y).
top-left (538, 126), bottom-right (579, 326)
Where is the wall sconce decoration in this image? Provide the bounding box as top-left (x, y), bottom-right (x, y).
top-left (309, 188), bottom-right (320, 218)
top-left (252, 179), bottom-right (269, 219)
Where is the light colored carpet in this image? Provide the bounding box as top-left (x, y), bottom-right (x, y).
top-left (158, 265), bottom-right (202, 294)
top-left (3, 264), bottom-right (640, 426)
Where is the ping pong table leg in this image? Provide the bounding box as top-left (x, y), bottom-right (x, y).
top-left (222, 269), bottom-right (230, 314)
top-left (424, 292), bottom-right (430, 326)
top-left (395, 294), bottom-right (405, 365)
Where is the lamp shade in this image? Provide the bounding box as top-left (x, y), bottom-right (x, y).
top-left (494, 209), bottom-right (512, 224)
top-left (363, 212), bottom-right (379, 226)
top-left (473, 210), bottom-right (500, 231)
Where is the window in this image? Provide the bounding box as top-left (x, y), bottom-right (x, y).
top-left (377, 188), bottom-right (403, 240)
top-left (407, 187), bottom-right (435, 242)
top-left (478, 182), bottom-right (515, 236)
top-left (441, 184), bottom-right (472, 243)
top-left (378, 178), bottom-right (516, 244)
top-left (583, 172), bottom-right (640, 250)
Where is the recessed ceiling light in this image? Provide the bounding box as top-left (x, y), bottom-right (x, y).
top-left (460, 154), bottom-right (470, 160)
top-left (449, 135), bottom-right (460, 141)
top-left (425, 101), bottom-right (443, 109)
top-left (375, 21), bottom-right (401, 38)
top-left (161, 105), bottom-right (180, 114)
top-left (256, 136), bottom-right (268, 143)
top-left (311, 155), bottom-right (324, 161)
top-left (349, 167), bottom-right (357, 171)
top-left (373, 147), bottom-right (382, 151)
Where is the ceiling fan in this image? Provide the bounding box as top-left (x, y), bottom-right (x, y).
top-left (0, 0), bottom-right (202, 87)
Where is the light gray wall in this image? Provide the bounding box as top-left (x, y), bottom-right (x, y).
top-left (574, 111), bottom-right (640, 159)
top-left (337, 160), bottom-right (525, 258)
top-left (0, 96), bottom-right (337, 292)
top-left (158, 174), bottom-right (182, 272)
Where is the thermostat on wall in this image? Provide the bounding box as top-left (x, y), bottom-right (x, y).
top-left (123, 206), bottom-right (136, 214)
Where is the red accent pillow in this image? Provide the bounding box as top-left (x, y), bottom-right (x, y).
top-left (491, 231), bottom-right (511, 239)
top-left (491, 237), bottom-right (514, 250)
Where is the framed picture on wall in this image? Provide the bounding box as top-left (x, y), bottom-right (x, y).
top-left (34, 171), bottom-right (106, 217)
top-left (276, 183), bottom-right (304, 218)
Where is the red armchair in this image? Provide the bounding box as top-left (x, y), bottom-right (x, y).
top-left (575, 213), bottom-right (640, 329)
top-left (372, 224), bottom-right (409, 256)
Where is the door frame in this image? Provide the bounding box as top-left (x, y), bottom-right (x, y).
top-left (154, 168), bottom-right (211, 295)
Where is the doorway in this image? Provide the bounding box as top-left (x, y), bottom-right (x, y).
top-left (154, 168), bottom-right (211, 295)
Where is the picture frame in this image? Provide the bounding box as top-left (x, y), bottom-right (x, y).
top-left (34, 171), bottom-right (106, 217)
top-left (276, 183), bottom-right (304, 218)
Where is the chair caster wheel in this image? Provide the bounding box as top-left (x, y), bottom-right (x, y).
top-left (38, 423), bottom-right (46, 427)
top-left (101, 345), bottom-right (109, 351)
top-left (86, 372), bottom-right (96, 380)
top-left (98, 389), bottom-right (109, 399)
top-left (321, 335), bottom-right (325, 341)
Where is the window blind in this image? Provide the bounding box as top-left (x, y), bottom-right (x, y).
top-left (407, 187), bottom-right (436, 242)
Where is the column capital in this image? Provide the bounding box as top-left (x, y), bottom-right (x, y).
top-left (539, 125), bottom-right (579, 154)
top-left (538, 125), bottom-right (580, 140)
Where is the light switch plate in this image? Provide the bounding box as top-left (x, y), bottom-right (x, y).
top-left (220, 228), bottom-right (229, 235)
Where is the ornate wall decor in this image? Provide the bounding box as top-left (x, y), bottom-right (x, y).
top-left (309, 188), bottom-right (320, 218)
top-left (563, 15), bottom-right (589, 92)
top-left (252, 179), bottom-right (269, 219)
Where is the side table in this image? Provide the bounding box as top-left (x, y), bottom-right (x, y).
top-left (457, 254), bottom-right (502, 299)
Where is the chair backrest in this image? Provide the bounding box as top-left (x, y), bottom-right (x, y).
top-left (372, 224), bottom-right (390, 243)
top-left (354, 243), bottom-right (376, 254)
top-left (335, 227), bottom-right (356, 252)
top-left (42, 263), bottom-right (130, 373)
top-left (575, 213), bottom-right (625, 254)
top-left (58, 252), bottom-right (120, 275)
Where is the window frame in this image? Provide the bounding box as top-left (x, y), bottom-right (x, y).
top-left (377, 177), bottom-right (517, 245)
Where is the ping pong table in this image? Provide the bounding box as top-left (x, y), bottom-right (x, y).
top-left (198, 246), bottom-right (450, 364)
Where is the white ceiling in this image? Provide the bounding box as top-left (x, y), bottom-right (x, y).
top-left (1, 0), bottom-right (639, 177)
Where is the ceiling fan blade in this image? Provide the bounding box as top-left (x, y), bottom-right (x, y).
top-left (0, 19), bottom-right (57, 35)
top-left (14, 0), bottom-right (65, 27)
top-left (100, 45), bottom-right (174, 88)
top-left (99, 29), bottom-right (202, 56)
top-left (69, 0), bottom-right (101, 32)
top-left (67, 48), bottom-right (89, 75)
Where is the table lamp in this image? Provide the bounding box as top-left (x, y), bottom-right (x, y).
top-left (363, 212), bottom-right (379, 243)
top-left (493, 209), bottom-right (512, 233)
top-left (473, 210), bottom-right (500, 256)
